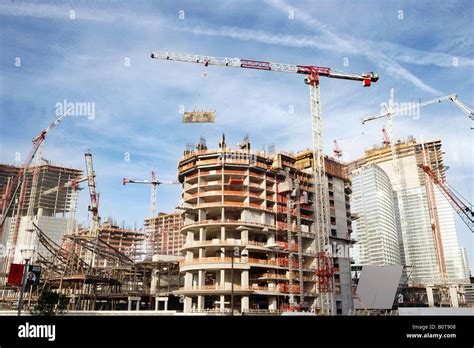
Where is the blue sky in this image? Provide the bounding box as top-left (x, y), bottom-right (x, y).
top-left (0, 0), bottom-right (472, 268)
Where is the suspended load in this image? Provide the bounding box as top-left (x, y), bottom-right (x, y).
top-left (182, 111), bottom-right (216, 123)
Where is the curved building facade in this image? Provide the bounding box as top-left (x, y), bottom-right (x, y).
top-left (176, 138), bottom-right (353, 314)
top-left (350, 165), bottom-right (401, 266)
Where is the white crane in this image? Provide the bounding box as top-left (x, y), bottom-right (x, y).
top-left (85, 151), bottom-right (100, 233)
top-left (151, 50), bottom-right (379, 315)
top-left (123, 172), bottom-right (179, 259)
top-left (362, 93), bottom-right (474, 127)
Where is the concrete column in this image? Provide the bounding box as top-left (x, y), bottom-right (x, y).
top-left (220, 270), bottom-right (225, 289)
top-left (197, 295), bottom-right (204, 310)
top-left (241, 270), bottom-right (249, 288)
top-left (220, 295), bottom-right (225, 311)
top-left (155, 297), bottom-right (159, 311)
top-left (220, 226), bottom-right (226, 240)
top-left (136, 300), bottom-right (140, 311)
top-left (199, 227), bottom-right (206, 242)
top-left (220, 247), bottom-right (225, 260)
top-left (198, 270), bottom-right (204, 286)
top-left (128, 299), bottom-right (132, 311)
top-left (224, 269), bottom-right (231, 290)
top-left (426, 287), bottom-right (435, 307)
top-left (164, 299), bottom-right (168, 311)
top-left (241, 296), bottom-right (249, 312)
top-left (241, 229), bottom-right (248, 244)
top-left (184, 297), bottom-right (192, 313)
top-left (199, 247), bottom-right (205, 258)
top-left (267, 234), bottom-right (275, 245)
top-left (269, 296), bottom-right (277, 311)
top-left (186, 251), bottom-right (193, 261)
top-left (185, 272), bottom-right (193, 290)
top-left (187, 231), bottom-right (194, 243)
top-left (449, 286), bottom-right (459, 307)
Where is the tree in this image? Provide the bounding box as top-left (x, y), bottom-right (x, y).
top-left (34, 289), bottom-right (68, 316)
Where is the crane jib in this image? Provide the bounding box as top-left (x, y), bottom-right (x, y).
top-left (240, 59), bottom-right (271, 70)
top-left (297, 66), bottom-right (331, 76)
top-left (238, 59), bottom-right (332, 76)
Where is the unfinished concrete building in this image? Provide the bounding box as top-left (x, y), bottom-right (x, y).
top-left (77, 220), bottom-right (146, 265)
top-left (144, 212), bottom-right (184, 257)
top-left (176, 137), bottom-right (353, 314)
top-left (0, 163), bottom-right (83, 269)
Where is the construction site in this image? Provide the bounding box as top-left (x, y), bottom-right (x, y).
top-left (0, 150), bottom-right (182, 312)
top-left (0, 50), bottom-right (472, 317)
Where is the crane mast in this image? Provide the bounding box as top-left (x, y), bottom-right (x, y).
top-left (85, 151), bottom-right (100, 233)
top-left (152, 50), bottom-right (379, 315)
top-left (123, 172), bottom-right (179, 259)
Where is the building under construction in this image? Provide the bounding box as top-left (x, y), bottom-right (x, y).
top-left (76, 220), bottom-right (146, 265)
top-left (0, 163), bottom-right (83, 269)
top-left (0, 150), bottom-right (187, 313)
top-left (346, 137), bottom-right (469, 304)
top-left (144, 212), bottom-right (184, 257)
top-left (176, 136), bottom-right (353, 314)
top-left (28, 224), bottom-right (181, 312)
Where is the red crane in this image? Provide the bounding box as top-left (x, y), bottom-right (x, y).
top-left (420, 164), bottom-right (473, 233)
top-left (1, 109), bottom-right (72, 226)
top-left (381, 126), bottom-right (391, 145)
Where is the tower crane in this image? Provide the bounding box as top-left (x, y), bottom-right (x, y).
top-left (151, 51), bottom-right (379, 315)
top-left (420, 163), bottom-right (473, 233)
top-left (85, 151), bottom-right (100, 233)
top-left (333, 140), bottom-right (343, 158)
top-left (362, 93), bottom-right (474, 128)
top-left (1, 109), bottom-right (72, 272)
top-left (361, 92), bottom-right (474, 231)
top-left (332, 132), bottom-right (366, 160)
top-left (1, 108), bottom-right (72, 226)
top-left (381, 127), bottom-right (391, 145)
top-left (40, 176), bottom-right (87, 235)
top-left (40, 177), bottom-right (87, 197)
top-left (123, 172), bottom-right (179, 259)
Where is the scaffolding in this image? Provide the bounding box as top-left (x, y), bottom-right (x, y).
top-left (0, 222), bottom-right (180, 311)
